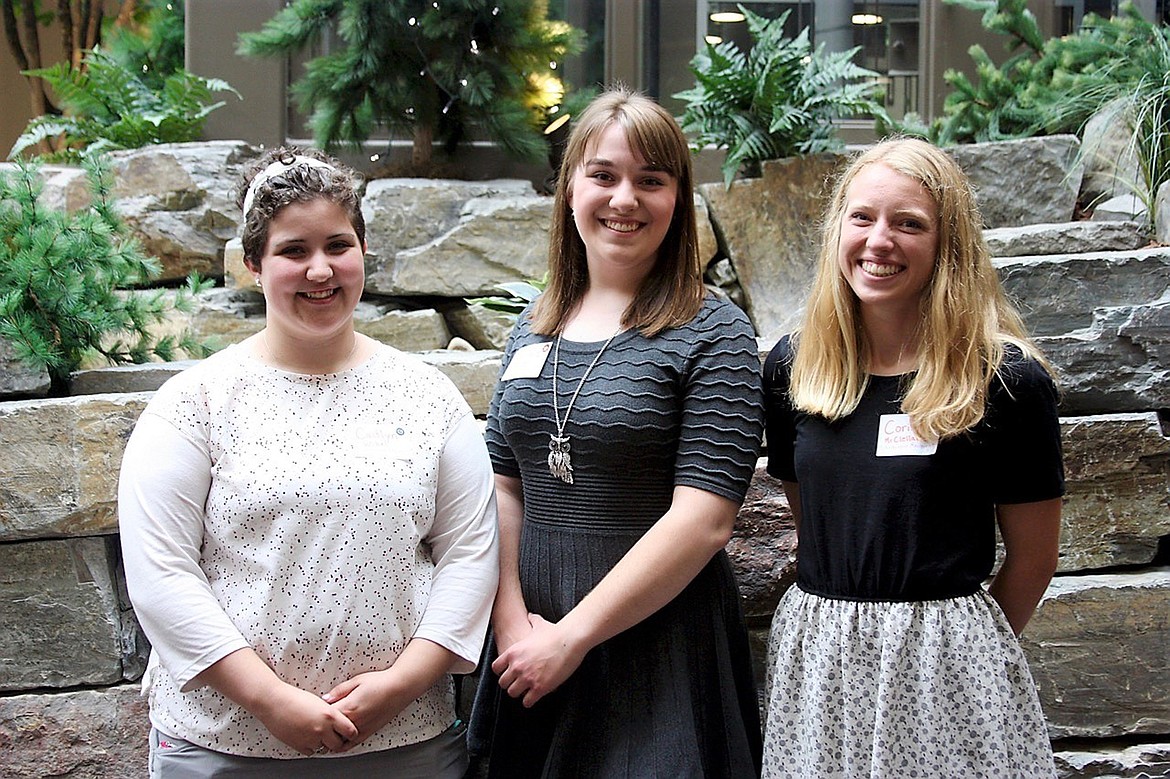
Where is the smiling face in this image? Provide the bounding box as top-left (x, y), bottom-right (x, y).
top-left (567, 122), bottom-right (679, 280)
top-left (837, 162), bottom-right (939, 322)
top-left (253, 197), bottom-right (365, 346)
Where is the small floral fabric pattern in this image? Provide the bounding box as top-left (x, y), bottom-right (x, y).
top-left (762, 588), bottom-right (1056, 779)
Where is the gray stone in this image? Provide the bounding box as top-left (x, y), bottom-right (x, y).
top-left (446, 303), bottom-right (519, 351)
top-left (700, 154), bottom-right (847, 340)
top-left (222, 236), bottom-right (251, 290)
top-left (356, 305), bottom-right (451, 352)
top-left (947, 135), bottom-right (1083, 228)
top-left (1059, 414), bottom-right (1170, 571)
top-left (1156, 179), bottom-right (1170, 246)
top-left (1079, 99), bottom-right (1143, 208)
top-left (729, 460), bottom-right (797, 622)
top-left (695, 194), bottom-right (719, 265)
top-left (367, 196), bottom-right (552, 297)
top-left (1092, 193), bottom-right (1147, 223)
top-left (0, 393), bottom-right (148, 541)
top-left (69, 361), bottom-right (199, 396)
top-left (994, 247), bottom-right (1170, 337)
top-left (985, 221), bottom-right (1148, 258)
top-left (100, 141), bottom-right (263, 282)
top-left (1038, 301), bottom-right (1170, 415)
top-left (419, 349), bottom-right (502, 417)
top-left (1054, 741), bottom-right (1170, 779)
top-left (1023, 569), bottom-right (1170, 739)
top-left (0, 339), bottom-right (50, 398)
top-left (0, 685), bottom-right (150, 779)
top-left (362, 177), bottom-right (535, 263)
top-left (0, 537), bottom-right (139, 689)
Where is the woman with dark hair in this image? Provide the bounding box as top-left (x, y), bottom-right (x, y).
top-left (472, 87), bottom-right (765, 778)
top-left (119, 147), bottom-right (499, 778)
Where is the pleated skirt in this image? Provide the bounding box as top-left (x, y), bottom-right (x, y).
top-left (470, 521), bottom-right (762, 779)
top-left (761, 586), bottom-right (1055, 779)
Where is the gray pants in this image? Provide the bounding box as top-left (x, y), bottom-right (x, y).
top-left (149, 725), bottom-right (468, 778)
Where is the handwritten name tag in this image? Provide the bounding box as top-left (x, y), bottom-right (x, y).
top-left (875, 413), bottom-right (938, 457)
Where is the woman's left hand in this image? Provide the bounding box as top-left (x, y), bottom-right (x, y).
top-left (322, 670), bottom-right (412, 750)
top-left (492, 613), bottom-right (585, 708)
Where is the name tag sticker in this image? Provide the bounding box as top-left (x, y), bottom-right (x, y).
top-left (875, 414), bottom-right (938, 457)
top-left (501, 341), bottom-right (552, 381)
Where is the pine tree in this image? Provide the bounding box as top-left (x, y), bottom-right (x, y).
top-left (0, 156), bottom-right (214, 394)
top-left (238, 0), bottom-right (582, 173)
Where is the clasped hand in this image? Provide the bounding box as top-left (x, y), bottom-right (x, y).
top-left (492, 613), bottom-right (585, 708)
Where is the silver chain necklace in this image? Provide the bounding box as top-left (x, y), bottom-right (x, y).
top-left (549, 330), bottom-right (621, 484)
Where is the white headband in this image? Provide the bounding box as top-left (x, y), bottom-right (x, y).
top-left (242, 154), bottom-right (336, 217)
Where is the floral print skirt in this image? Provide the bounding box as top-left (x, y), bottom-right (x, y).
top-left (762, 587), bottom-right (1055, 779)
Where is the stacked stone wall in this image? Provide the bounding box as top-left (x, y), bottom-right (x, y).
top-left (1, 138), bottom-right (1167, 777)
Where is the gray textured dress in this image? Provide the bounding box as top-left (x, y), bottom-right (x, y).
top-left (471, 296), bottom-right (765, 778)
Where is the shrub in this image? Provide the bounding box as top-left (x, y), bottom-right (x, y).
top-left (674, 4), bottom-right (889, 186)
top-left (238, 0), bottom-right (582, 172)
top-left (0, 155), bottom-right (214, 393)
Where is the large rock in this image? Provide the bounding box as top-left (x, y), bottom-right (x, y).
top-left (995, 247), bottom-right (1170, 337)
top-left (0, 537), bottom-right (142, 689)
top-left (446, 303), bottom-right (518, 351)
top-left (946, 135), bottom-right (1083, 228)
top-left (1039, 301), bottom-right (1170, 415)
top-left (0, 685), bottom-right (149, 778)
top-left (362, 178), bottom-right (548, 297)
top-left (700, 154), bottom-right (847, 340)
top-left (1023, 569), bottom-right (1170, 739)
top-left (0, 393), bottom-right (147, 541)
top-left (729, 460), bottom-right (797, 623)
top-left (1079, 99), bottom-right (1142, 208)
top-left (1054, 741), bottom-right (1170, 779)
top-left (94, 141), bottom-right (262, 282)
top-left (423, 349), bottom-right (502, 417)
top-left (1059, 414), bottom-right (1170, 571)
top-left (985, 221), bottom-right (1148, 258)
top-left (0, 339), bottom-right (50, 399)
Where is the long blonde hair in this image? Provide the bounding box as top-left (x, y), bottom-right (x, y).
top-left (789, 137), bottom-right (1049, 440)
top-left (530, 86), bottom-right (704, 336)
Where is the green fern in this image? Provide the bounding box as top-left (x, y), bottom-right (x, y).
top-left (11, 48), bottom-right (238, 163)
top-left (674, 5), bottom-right (889, 186)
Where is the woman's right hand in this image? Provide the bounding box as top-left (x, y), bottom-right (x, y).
top-left (253, 681), bottom-right (360, 755)
top-left (191, 648), bottom-right (359, 756)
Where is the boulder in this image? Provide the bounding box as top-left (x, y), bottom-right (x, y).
top-left (0, 685), bottom-right (149, 779)
top-left (1059, 414), bottom-right (1170, 571)
top-left (1039, 301), bottom-right (1170, 415)
top-left (1092, 193), bottom-right (1147, 223)
top-left (994, 247), bottom-right (1170, 337)
top-left (700, 154), bottom-right (847, 340)
top-left (1054, 741), bottom-right (1170, 779)
top-left (362, 178), bottom-right (547, 297)
top-left (0, 393), bottom-right (147, 541)
top-left (1079, 98), bottom-right (1142, 208)
top-left (94, 141), bottom-right (263, 282)
top-left (1157, 179), bottom-right (1170, 246)
top-left (446, 303), bottom-right (518, 351)
top-left (422, 349), bottom-right (502, 417)
top-left (1023, 569), bottom-right (1170, 739)
top-left (0, 340), bottom-right (50, 399)
top-left (985, 221), bottom-right (1148, 258)
top-left (946, 135), bottom-right (1083, 228)
top-left (70, 361), bottom-right (199, 396)
top-left (729, 460), bottom-right (797, 623)
top-left (0, 537), bottom-right (143, 689)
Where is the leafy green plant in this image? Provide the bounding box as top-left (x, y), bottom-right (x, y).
top-left (238, 0), bottom-right (582, 173)
top-left (674, 5), bottom-right (889, 186)
top-left (10, 47), bottom-right (237, 162)
top-left (0, 155), bottom-right (214, 394)
top-left (467, 277), bottom-right (547, 317)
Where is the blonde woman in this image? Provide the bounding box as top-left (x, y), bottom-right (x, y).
top-left (761, 138), bottom-right (1062, 777)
